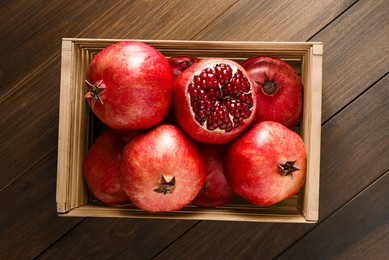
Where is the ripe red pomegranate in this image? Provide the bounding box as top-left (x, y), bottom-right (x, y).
top-left (120, 124), bottom-right (206, 212)
top-left (168, 56), bottom-right (199, 82)
top-left (241, 56), bottom-right (303, 128)
top-left (83, 130), bottom-right (138, 206)
top-left (224, 121), bottom-right (306, 206)
top-left (173, 58), bottom-right (257, 144)
top-left (192, 143), bottom-right (234, 208)
top-left (85, 41), bottom-right (173, 130)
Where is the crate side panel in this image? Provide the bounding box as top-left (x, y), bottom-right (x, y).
top-left (57, 40), bottom-right (75, 213)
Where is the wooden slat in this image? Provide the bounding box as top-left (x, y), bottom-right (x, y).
top-left (192, 0), bottom-right (357, 41)
top-left (277, 172), bottom-right (389, 259)
top-left (0, 58), bottom-right (61, 190)
top-left (312, 0), bottom-right (389, 122)
top-left (36, 218), bottom-right (198, 259)
top-left (151, 72), bottom-right (389, 259)
top-left (0, 1), bottom-right (121, 99)
top-left (0, 149), bottom-right (82, 259)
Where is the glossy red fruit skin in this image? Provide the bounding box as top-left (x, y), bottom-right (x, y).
top-left (224, 121), bottom-right (306, 206)
top-left (83, 130), bottom-right (137, 207)
top-left (241, 56), bottom-right (303, 128)
top-left (86, 41), bottom-right (173, 130)
top-left (120, 124), bottom-right (206, 212)
top-left (168, 56), bottom-right (199, 82)
top-left (192, 143), bottom-right (234, 208)
top-left (173, 58), bottom-right (257, 144)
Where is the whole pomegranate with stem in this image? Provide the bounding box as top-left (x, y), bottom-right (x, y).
top-left (85, 41), bottom-right (173, 130)
top-left (120, 124), bottom-right (206, 212)
top-left (241, 56), bottom-right (303, 128)
top-left (83, 130), bottom-right (138, 207)
top-left (173, 58), bottom-right (257, 144)
top-left (225, 121), bottom-right (306, 206)
top-left (168, 56), bottom-right (199, 82)
top-left (192, 143), bottom-right (234, 208)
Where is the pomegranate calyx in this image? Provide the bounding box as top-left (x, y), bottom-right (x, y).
top-left (154, 175), bottom-right (176, 195)
top-left (85, 80), bottom-right (106, 105)
top-left (257, 72), bottom-right (282, 95)
top-left (278, 160), bottom-right (299, 177)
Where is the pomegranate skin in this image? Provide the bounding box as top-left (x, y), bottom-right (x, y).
top-left (168, 56), bottom-right (199, 82)
top-left (120, 124), bottom-right (206, 212)
top-left (86, 41), bottom-right (173, 130)
top-left (241, 56), bottom-right (303, 128)
top-left (173, 58), bottom-right (257, 144)
top-left (192, 143), bottom-right (234, 208)
top-left (224, 121), bottom-right (306, 206)
top-left (83, 130), bottom-right (137, 207)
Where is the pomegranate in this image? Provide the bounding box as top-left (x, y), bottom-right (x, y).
top-left (168, 56), bottom-right (199, 82)
top-left (83, 130), bottom-right (137, 206)
top-left (224, 121), bottom-right (306, 206)
top-left (192, 143), bottom-right (234, 208)
top-left (241, 56), bottom-right (303, 128)
top-left (85, 41), bottom-right (173, 130)
top-left (173, 58), bottom-right (257, 144)
top-left (120, 124), bottom-right (206, 212)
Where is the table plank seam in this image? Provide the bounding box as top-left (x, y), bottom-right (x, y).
top-left (274, 170), bottom-right (389, 259)
top-left (306, 0), bottom-right (360, 42)
top-left (322, 72), bottom-right (388, 126)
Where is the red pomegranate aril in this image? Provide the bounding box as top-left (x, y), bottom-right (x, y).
top-left (174, 58), bottom-right (257, 144)
top-left (188, 64), bottom-right (252, 132)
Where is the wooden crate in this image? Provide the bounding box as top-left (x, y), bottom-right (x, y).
top-left (57, 38), bottom-right (322, 223)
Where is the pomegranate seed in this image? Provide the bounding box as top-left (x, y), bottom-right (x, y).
top-left (188, 63), bottom-right (254, 132)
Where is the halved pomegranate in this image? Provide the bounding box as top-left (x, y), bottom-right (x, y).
top-left (173, 58), bottom-right (257, 144)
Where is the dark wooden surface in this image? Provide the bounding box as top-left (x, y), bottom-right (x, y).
top-left (1, 0), bottom-right (388, 259)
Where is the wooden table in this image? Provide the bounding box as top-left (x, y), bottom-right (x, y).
top-left (1, 1), bottom-right (388, 258)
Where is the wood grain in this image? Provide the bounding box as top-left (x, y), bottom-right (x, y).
top-left (192, 0), bottom-right (357, 41)
top-left (277, 172), bottom-right (389, 259)
top-left (311, 0), bottom-right (389, 122)
top-left (0, 1), bottom-right (120, 98)
top-left (0, 149), bottom-right (82, 259)
top-left (37, 218), bottom-right (198, 259)
top-left (0, 58), bottom-right (61, 190)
